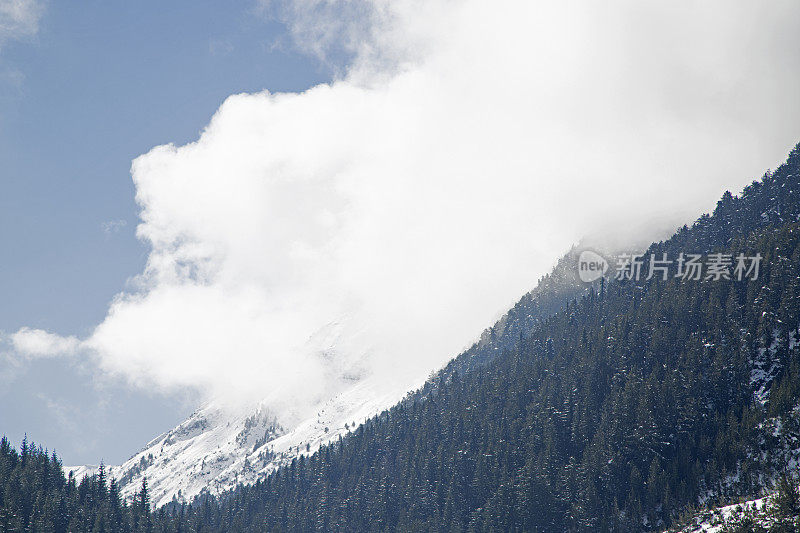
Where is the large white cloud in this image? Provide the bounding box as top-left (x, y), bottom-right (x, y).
top-left (11, 0), bottom-right (800, 417)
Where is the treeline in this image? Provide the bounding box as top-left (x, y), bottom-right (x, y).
top-left (0, 436), bottom-right (155, 532)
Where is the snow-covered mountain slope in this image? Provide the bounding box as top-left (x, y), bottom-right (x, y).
top-left (672, 482), bottom-right (800, 532)
top-left (66, 316), bottom-right (431, 507)
top-left (673, 495), bottom-right (770, 532)
top-left (68, 373), bottom-right (425, 507)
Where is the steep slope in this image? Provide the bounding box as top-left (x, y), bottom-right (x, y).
top-left (152, 143), bottom-right (800, 531)
top-left (69, 245), bottom-right (600, 507)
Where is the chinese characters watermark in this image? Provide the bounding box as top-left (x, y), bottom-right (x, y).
top-left (578, 250), bottom-right (762, 283)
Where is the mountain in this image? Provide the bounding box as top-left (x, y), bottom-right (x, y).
top-left (10, 142), bottom-right (800, 531)
top-left (68, 244), bottom-right (599, 508)
top-left (140, 142), bottom-right (800, 531)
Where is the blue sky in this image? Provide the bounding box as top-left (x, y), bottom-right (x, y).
top-left (0, 1), bottom-right (330, 464)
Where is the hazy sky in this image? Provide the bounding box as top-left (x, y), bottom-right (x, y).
top-left (2, 0), bottom-right (800, 466)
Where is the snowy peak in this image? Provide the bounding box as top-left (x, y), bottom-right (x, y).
top-left (69, 372), bottom-right (425, 508)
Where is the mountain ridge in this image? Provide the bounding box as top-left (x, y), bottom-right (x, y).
top-left (67, 243), bottom-right (601, 506)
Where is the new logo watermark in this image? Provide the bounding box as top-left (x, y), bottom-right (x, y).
top-left (578, 250), bottom-right (609, 282)
top-left (577, 250), bottom-right (763, 283)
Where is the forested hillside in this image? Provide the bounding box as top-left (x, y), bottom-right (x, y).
top-left (3, 143), bottom-right (800, 532)
top-left (184, 143), bottom-right (800, 531)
